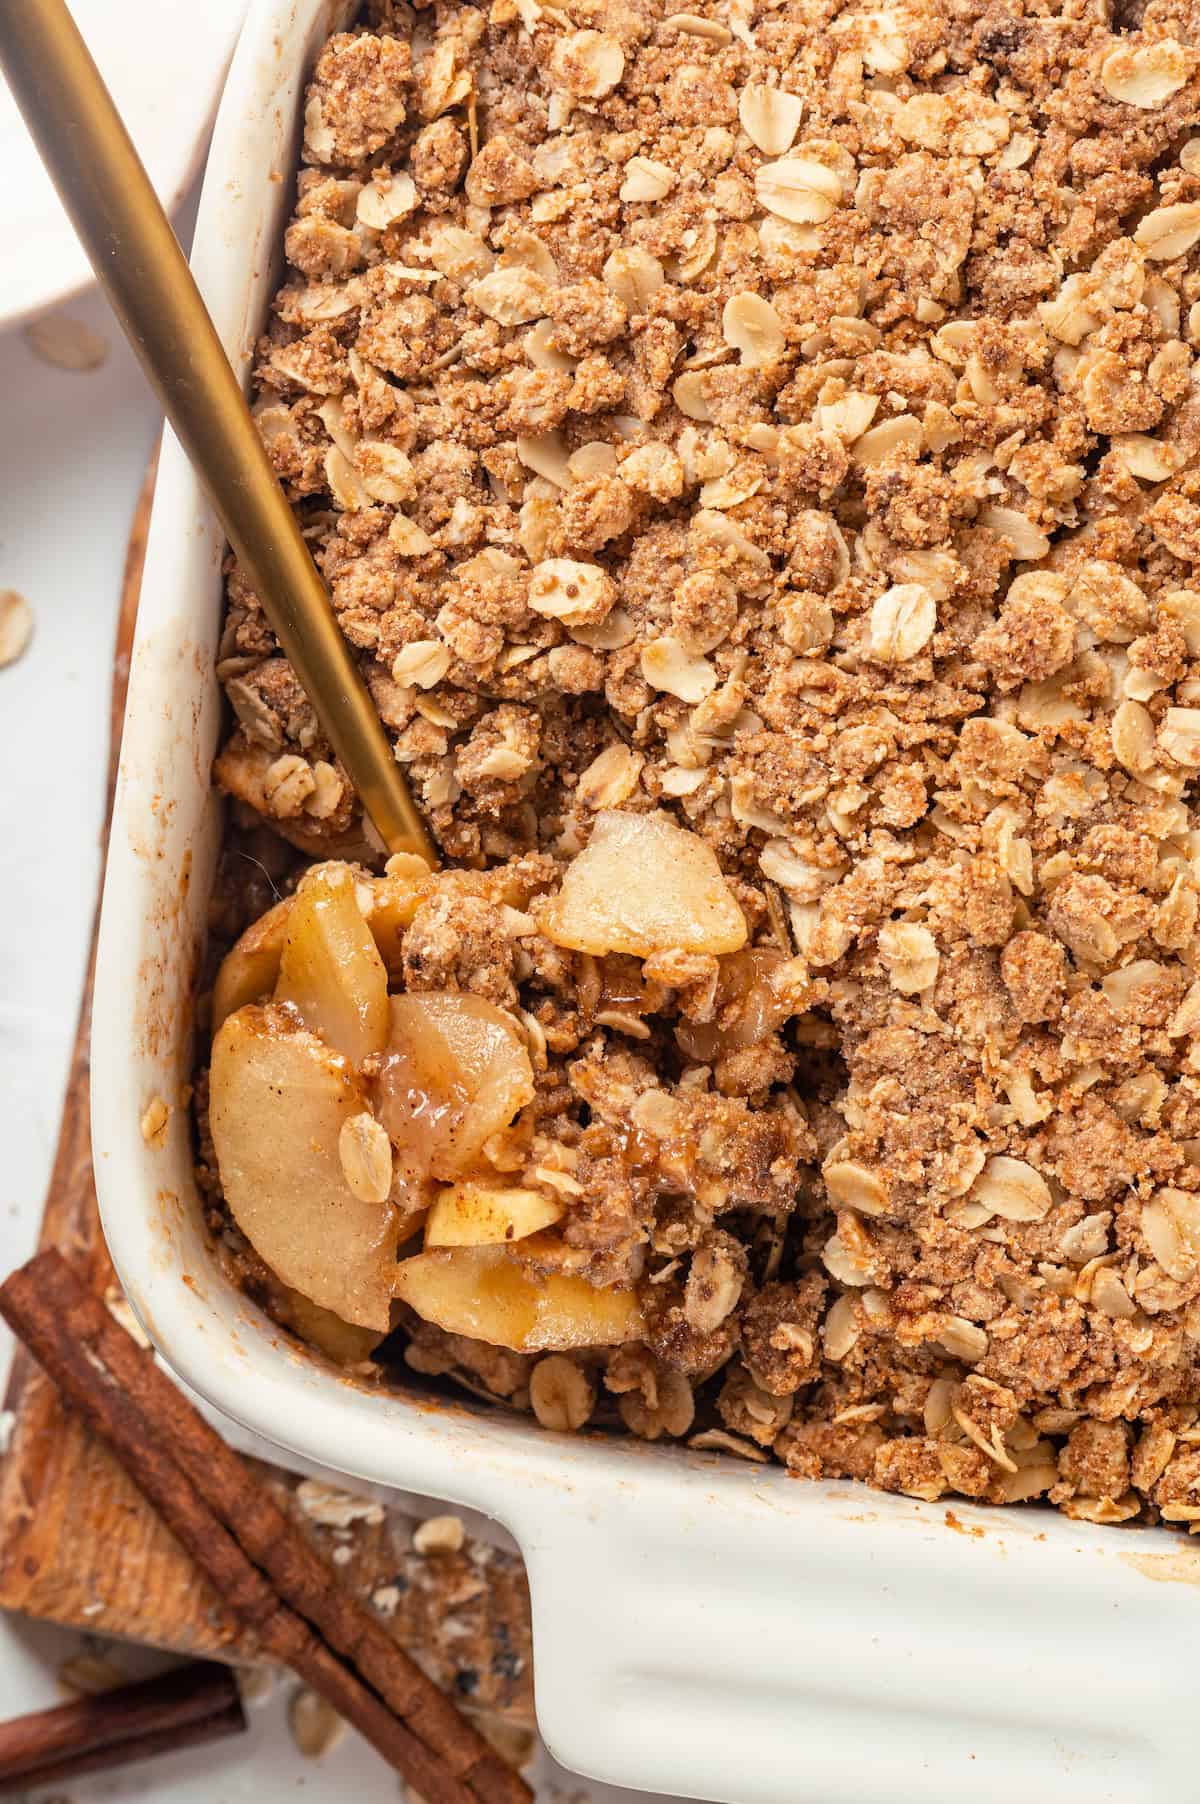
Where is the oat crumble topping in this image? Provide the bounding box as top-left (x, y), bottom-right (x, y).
top-left (201, 0), bottom-right (1200, 1525)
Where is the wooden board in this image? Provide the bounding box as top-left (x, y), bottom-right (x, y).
top-left (0, 465), bottom-right (534, 1724)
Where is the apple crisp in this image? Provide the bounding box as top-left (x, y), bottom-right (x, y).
top-left (202, 0), bottom-right (1200, 1526)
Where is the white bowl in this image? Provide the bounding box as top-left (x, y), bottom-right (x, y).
top-left (92, 5), bottom-right (1200, 1798)
top-left (0, 0), bottom-right (245, 328)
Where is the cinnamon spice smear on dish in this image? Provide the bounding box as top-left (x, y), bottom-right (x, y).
top-left (201, 0), bottom-right (1200, 1526)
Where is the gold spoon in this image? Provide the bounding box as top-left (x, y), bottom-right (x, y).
top-left (0, 0), bottom-right (439, 866)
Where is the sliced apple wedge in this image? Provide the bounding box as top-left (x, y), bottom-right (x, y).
top-left (365, 856), bottom-right (432, 974)
top-left (214, 860), bottom-right (431, 1023)
top-left (279, 1283), bottom-right (384, 1366)
top-left (539, 809), bottom-right (747, 957)
top-left (374, 993), bottom-right (535, 1181)
top-left (212, 895), bottom-right (294, 1030)
top-left (393, 1246), bottom-right (642, 1351)
top-left (275, 865), bottom-right (389, 1066)
top-left (210, 1006), bottom-right (398, 1330)
top-left (425, 1181), bottom-right (564, 1248)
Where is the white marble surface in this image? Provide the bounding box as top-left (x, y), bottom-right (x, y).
top-left (0, 271), bottom-right (670, 1804)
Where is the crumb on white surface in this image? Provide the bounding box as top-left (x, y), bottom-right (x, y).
top-left (412, 1514), bottom-right (465, 1556)
top-left (24, 313), bottom-right (110, 372)
top-left (0, 591), bottom-right (33, 670)
top-left (288, 1686), bottom-right (346, 1758)
top-left (139, 1095), bottom-right (170, 1147)
top-left (371, 1583), bottom-right (402, 1618)
top-left (295, 1478), bottom-right (385, 1528)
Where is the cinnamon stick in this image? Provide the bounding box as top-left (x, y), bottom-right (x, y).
top-left (37, 1256), bottom-right (524, 1803)
top-left (0, 1252), bottom-right (530, 1804)
top-left (0, 1256), bottom-right (473, 1804)
top-left (0, 1660), bottom-right (244, 1795)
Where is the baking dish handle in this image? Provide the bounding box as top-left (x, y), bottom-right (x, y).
top-left (512, 1469), bottom-right (1192, 1804)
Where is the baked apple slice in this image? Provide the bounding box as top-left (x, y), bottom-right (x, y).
top-left (374, 993), bottom-right (535, 1181)
top-left (539, 809), bottom-right (747, 957)
top-left (212, 859), bottom-right (430, 1023)
top-left (365, 854), bottom-right (432, 973)
top-left (210, 1005), bottom-right (399, 1330)
top-left (278, 1284), bottom-right (384, 1366)
top-left (394, 1246), bottom-right (642, 1350)
top-left (212, 895), bottom-right (294, 1030)
top-left (424, 1180), bottom-right (564, 1247)
top-left (275, 865), bottom-right (389, 1066)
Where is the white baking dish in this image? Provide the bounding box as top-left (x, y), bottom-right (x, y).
top-left (92, 4), bottom-right (1200, 1798)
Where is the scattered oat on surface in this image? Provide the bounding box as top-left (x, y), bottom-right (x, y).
top-left (295, 1478), bottom-right (385, 1528)
top-left (412, 1513), bottom-right (466, 1555)
top-left (24, 314), bottom-right (109, 371)
top-left (139, 1095), bottom-right (170, 1148)
top-left (0, 590), bottom-right (33, 669)
top-left (58, 1653), bottom-right (128, 1697)
top-left (372, 1582), bottom-right (404, 1617)
top-left (288, 1686), bottom-right (347, 1758)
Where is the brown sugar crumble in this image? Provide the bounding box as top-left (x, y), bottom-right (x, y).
top-left (201, 0), bottom-right (1200, 1528)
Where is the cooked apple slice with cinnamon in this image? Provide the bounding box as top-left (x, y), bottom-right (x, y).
top-left (275, 864), bottom-right (388, 1066)
top-left (676, 948), bottom-right (789, 1062)
top-left (210, 1005), bottom-right (398, 1330)
top-left (214, 859), bottom-right (430, 1023)
top-left (539, 809), bottom-right (747, 957)
top-left (365, 855), bottom-right (432, 974)
top-left (374, 994), bottom-right (535, 1181)
top-left (212, 895), bottom-right (294, 1030)
top-left (394, 1246), bottom-right (642, 1350)
top-left (529, 1268), bottom-right (643, 1350)
top-left (424, 1181), bottom-right (564, 1248)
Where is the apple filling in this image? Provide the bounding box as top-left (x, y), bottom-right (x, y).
top-left (205, 810), bottom-right (754, 1356)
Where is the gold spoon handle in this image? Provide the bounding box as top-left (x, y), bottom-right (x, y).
top-left (1, 0), bottom-right (438, 866)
